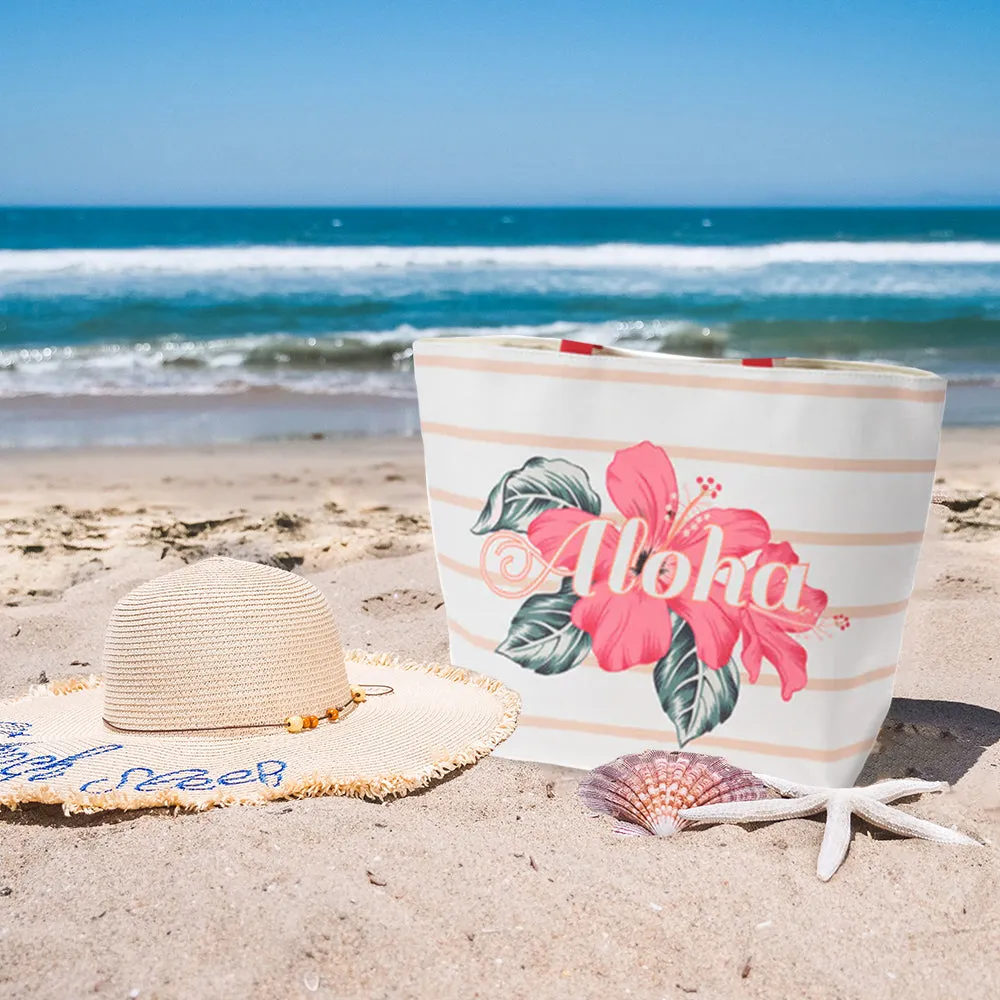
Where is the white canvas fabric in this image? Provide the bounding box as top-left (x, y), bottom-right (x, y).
top-left (413, 335), bottom-right (946, 786)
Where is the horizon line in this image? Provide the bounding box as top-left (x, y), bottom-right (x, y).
top-left (3, 203), bottom-right (1000, 212)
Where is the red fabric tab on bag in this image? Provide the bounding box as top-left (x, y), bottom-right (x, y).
top-left (560, 339), bottom-right (599, 356)
top-left (742, 357), bottom-right (776, 368)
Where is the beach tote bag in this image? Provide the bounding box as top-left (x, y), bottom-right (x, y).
top-left (413, 336), bottom-right (946, 786)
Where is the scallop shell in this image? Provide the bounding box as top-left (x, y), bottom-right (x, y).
top-left (578, 750), bottom-right (769, 837)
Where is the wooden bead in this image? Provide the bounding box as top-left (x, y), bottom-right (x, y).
top-left (325, 707), bottom-right (339, 722)
top-left (351, 686), bottom-right (367, 704)
top-left (285, 715), bottom-right (304, 734)
top-left (304, 715), bottom-right (319, 729)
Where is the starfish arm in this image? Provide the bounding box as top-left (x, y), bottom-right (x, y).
top-left (850, 796), bottom-right (980, 846)
top-left (816, 792), bottom-right (854, 882)
top-left (861, 778), bottom-right (949, 804)
top-left (753, 773), bottom-right (822, 797)
top-left (680, 792), bottom-right (829, 826)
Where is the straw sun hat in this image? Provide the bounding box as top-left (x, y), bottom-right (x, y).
top-left (0, 558), bottom-right (519, 814)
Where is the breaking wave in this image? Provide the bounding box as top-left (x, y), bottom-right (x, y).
top-left (4, 241), bottom-right (1000, 279)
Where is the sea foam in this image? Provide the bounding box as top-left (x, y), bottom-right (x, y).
top-left (3, 241), bottom-right (1000, 279)
top-left (0, 320), bottom-right (716, 398)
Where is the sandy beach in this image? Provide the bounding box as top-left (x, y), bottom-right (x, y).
top-left (2, 429), bottom-right (999, 1000)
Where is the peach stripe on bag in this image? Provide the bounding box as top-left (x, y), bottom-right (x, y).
top-left (436, 553), bottom-right (910, 619)
top-left (515, 715), bottom-right (877, 763)
top-left (415, 353), bottom-right (947, 404)
top-left (427, 487), bottom-right (926, 546)
top-left (447, 619), bottom-right (897, 691)
top-left (421, 422), bottom-right (938, 474)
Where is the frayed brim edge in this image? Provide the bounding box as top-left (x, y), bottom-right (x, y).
top-left (0, 650), bottom-right (521, 816)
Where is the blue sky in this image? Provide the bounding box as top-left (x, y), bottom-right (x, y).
top-left (1, 0), bottom-right (998, 206)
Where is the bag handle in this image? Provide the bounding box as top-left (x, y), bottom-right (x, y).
top-left (559, 339), bottom-right (600, 356)
top-left (550, 337), bottom-right (935, 379)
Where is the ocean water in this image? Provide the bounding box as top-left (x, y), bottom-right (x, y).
top-left (2, 207), bottom-right (1000, 426)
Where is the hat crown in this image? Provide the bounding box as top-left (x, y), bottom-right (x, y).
top-left (102, 558), bottom-right (349, 732)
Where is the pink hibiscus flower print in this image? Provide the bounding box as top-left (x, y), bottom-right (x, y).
top-left (739, 541), bottom-right (829, 700)
top-left (527, 442), bottom-right (770, 673)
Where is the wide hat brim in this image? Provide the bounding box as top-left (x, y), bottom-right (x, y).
top-left (0, 652), bottom-right (520, 815)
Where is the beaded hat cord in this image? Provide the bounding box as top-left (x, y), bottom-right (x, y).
top-left (103, 684), bottom-right (394, 735)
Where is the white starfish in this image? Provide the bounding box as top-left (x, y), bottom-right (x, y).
top-left (678, 774), bottom-right (979, 881)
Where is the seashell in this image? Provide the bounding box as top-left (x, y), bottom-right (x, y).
top-left (578, 749), bottom-right (770, 837)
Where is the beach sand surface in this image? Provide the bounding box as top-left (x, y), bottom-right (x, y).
top-left (1, 431), bottom-right (999, 1000)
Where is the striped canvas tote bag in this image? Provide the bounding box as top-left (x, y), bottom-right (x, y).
top-left (413, 335), bottom-right (946, 786)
